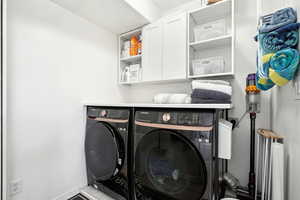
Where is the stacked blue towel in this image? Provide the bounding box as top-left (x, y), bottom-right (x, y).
top-left (259, 23), bottom-right (300, 53)
top-left (259, 7), bottom-right (297, 33)
top-left (255, 8), bottom-right (300, 90)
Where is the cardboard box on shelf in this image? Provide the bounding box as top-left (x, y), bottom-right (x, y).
top-left (207, 0), bottom-right (223, 5)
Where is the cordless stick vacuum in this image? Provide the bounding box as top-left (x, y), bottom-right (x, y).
top-left (236, 73), bottom-right (261, 200)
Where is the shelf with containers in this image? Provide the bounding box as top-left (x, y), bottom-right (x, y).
top-left (119, 28), bottom-right (143, 84)
top-left (188, 0), bottom-right (235, 79)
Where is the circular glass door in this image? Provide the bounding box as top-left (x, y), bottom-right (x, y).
top-left (85, 122), bottom-right (123, 181)
top-left (135, 130), bottom-right (207, 200)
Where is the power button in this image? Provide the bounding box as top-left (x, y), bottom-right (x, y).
top-left (162, 113), bottom-right (171, 122)
top-left (100, 110), bottom-right (107, 117)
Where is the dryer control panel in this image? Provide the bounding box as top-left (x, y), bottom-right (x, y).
top-left (87, 107), bottom-right (129, 120)
top-left (135, 110), bottom-right (214, 127)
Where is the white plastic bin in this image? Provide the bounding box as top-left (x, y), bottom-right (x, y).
top-left (218, 119), bottom-right (233, 160)
top-left (129, 64), bottom-right (141, 82)
top-left (192, 56), bottom-right (225, 76)
top-left (194, 19), bottom-right (226, 42)
top-left (123, 40), bottom-right (130, 49)
top-left (121, 48), bottom-right (130, 58)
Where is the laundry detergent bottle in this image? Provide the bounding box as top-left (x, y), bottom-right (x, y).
top-left (130, 36), bottom-right (139, 56)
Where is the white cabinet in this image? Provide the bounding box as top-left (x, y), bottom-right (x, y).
top-left (119, 12), bottom-right (189, 84)
top-left (162, 13), bottom-right (187, 80)
top-left (142, 22), bottom-right (163, 82)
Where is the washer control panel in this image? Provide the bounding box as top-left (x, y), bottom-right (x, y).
top-left (159, 112), bottom-right (213, 126)
top-left (135, 110), bottom-right (214, 127)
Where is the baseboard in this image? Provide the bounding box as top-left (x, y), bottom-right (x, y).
top-left (52, 184), bottom-right (87, 200)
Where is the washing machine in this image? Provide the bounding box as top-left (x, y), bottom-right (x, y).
top-left (133, 109), bottom-right (221, 200)
top-left (85, 107), bottom-right (131, 200)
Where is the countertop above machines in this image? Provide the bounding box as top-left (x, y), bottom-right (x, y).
top-left (82, 102), bottom-right (233, 109)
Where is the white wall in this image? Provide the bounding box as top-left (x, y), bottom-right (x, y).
top-left (230, 0), bottom-right (271, 186)
top-left (2, 0), bottom-right (8, 198)
top-left (6, 0), bottom-right (128, 199)
top-left (125, 0), bottom-right (271, 186)
top-left (271, 81), bottom-right (300, 200)
top-left (269, 0), bottom-right (300, 200)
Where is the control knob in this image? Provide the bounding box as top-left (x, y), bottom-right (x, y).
top-left (100, 110), bottom-right (107, 117)
top-left (162, 113), bottom-right (171, 122)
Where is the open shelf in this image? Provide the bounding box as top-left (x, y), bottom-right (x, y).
top-left (119, 78), bottom-right (189, 85)
top-left (190, 35), bottom-right (232, 50)
top-left (188, 0), bottom-right (235, 79)
top-left (189, 0), bottom-right (232, 24)
top-left (120, 54), bottom-right (142, 63)
top-left (119, 28), bottom-right (143, 84)
top-left (119, 81), bottom-right (140, 85)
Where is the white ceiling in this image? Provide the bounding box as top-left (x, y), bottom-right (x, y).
top-left (151, 0), bottom-right (195, 11)
top-left (51, 0), bottom-right (149, 34)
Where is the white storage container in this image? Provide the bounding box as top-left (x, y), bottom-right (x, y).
top-left (218, 119), bottom-right (233, 160)
top-left (129, 64), bottom-right (141, 82)
top-left (121, 48), bottom-right (130, 58)
top-left (121, 40), bottom-right (131, 58)
top-left (192, 56), bottom-right (225, 75)
top-left (201, 0), bottom-right (208, 6)
top-left (120, 66), bottom-right (130, 83)
top-left (194, 19), bottom-right (226, 42)
top-left (123, 40), bottom-right (130, 49)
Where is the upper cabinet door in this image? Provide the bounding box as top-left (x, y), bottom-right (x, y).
top-left (162, 13), bottom-right (187, 80)
top-left (142, 22), bottom-right (163, 82)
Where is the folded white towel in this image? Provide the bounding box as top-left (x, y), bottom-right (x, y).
top-left (153, 94), bottom-right (191, 104)
top-left (153, 94), bottom-right (169, 104)
top-left (192, 81), bottom-right (232, 96)
top-left (192, 80), bottom-right (230, 86)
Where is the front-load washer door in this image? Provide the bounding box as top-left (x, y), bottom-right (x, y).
top-left (135, 129), bottom-right (207, 200)
top-left (85, 122), bottom-right (124, 181)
